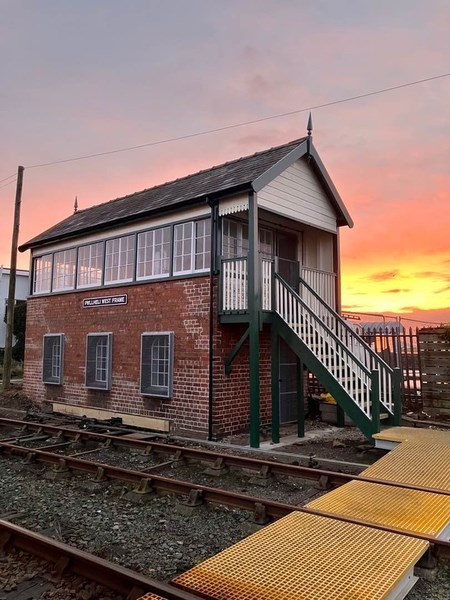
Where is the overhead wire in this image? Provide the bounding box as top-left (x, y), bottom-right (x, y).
top-left (21, 71), bottom-right (450, 170)
top-left (0, 178), bottom-right (17, 191)
top-left (0, 173), bottom-right (18, 184)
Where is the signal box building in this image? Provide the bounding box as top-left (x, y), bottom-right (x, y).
top-left (20, 136), bottom-right (401, 447)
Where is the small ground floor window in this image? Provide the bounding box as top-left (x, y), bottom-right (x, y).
top-left (140, 332), bottom-right (174, 398)
top-left (86, 333), bottom-right (112, 390)
top-left (42, 334), bottom-right (64, 385)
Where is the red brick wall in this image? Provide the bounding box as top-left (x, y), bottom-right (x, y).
top-left (23, 276), bottom-right (273, 438)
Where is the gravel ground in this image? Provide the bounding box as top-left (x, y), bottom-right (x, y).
top-left (0, 549), bottom-right (123, 599)
top-left (0, 455), bottom-right (449, 599)
top-left (0, 397), bottom-right (449, 599)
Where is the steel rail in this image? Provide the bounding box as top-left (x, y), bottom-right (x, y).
top-left (0, 519), bottom-right (204, 600)
top-left (0, 417), bottom-right (448, 497)
top-left (0, 441), bottom-right (449, 552)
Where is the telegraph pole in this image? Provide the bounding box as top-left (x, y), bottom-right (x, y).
top-left (2, 166), bottom-right (25, 391)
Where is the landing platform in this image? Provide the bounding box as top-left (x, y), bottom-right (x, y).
top-left (172, 512), bottom-right (428, 600)
top-left (306, 479), bottom-right (450, 540)
top-left (373, 426), bottom-right (450, 449)
top-left (362, 440), bottom-right (450, 493)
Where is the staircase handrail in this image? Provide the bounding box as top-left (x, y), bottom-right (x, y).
top-left (274, 274), bottom-right (371, 376)
top-left (296, 272), bottom-right (394, 375)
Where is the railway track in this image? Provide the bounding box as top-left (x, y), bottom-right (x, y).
top-left (0, 416), bottom-right (448, 496)
top-left (0, 519), bottom-right (202, 600)
top-left (0, 417), bottom-right (449, 554)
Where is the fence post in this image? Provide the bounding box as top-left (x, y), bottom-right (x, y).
top-left (371, 369), bottom-right (380, 434)
top-left (392, 367), bottom-right (402, 426)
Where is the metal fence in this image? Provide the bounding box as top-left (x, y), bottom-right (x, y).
top-left (359, 327), bottom-right (422, 412)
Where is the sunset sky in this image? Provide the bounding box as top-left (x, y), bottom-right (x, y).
top-left (1, 1), bottom-right (449, 326)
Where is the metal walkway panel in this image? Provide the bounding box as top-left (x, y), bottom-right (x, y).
top-left (306, 479), bottom-right (450, 539)
top-left (172, 512), bottom-right (428, 600)
top-left (362, 441), bottom-right (450, 493)
top-left (373, 426), bottom-right (450, 448)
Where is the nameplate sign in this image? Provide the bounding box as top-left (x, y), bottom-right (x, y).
top-left (83, 294), bottom-right (128, 308)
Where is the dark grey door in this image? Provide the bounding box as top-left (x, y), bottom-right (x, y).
top-left (279, 338), bottom-right (298, 423)
top-left (277, 232), bottom-right (299, 289)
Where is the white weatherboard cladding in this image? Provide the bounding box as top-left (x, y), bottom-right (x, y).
top-left (258, 159), bottom-right (338, 233)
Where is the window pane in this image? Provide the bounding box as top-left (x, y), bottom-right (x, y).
top-left (222, 219), bottom-right (248, 259)
top-left (137, 227), bottom-right (170, 280)
top-left (105, 235), bottom-right (135, 284)
top-left (173, 223), bottom-right (193, 274)
top-left (259, 228), bottom-right (273, 258)
top-left (33, 254), bottom-right (53, 294)
top-left (43, 334), bottom-right (63, 384)
top-left (77, 242), bottom-right (104, 288)
top-left (53, 249), bottom-right (76, 291)
top-left (140, 332), bottom-right (173, 397)
top-left (86, 333), bottom-right (112, 390)
top-left (195, 219), bottom-right (211, 270)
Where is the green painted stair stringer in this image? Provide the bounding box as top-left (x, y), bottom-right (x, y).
top-left (272, 313), bottom-right (377, 439)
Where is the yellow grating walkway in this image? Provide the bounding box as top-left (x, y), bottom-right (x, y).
top-left (362, 440), bottom-right (450, 493)
top-left (172, 512), bottom-right (428, 600)
top-left (373, 426), bottom-right (450, 449)
top-left (306, 479), bottom-right (450, 539)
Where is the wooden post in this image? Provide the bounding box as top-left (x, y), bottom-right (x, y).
top-left (297, 357), bottom-right (305, 437)
top-left (370, 369), bottom-right (380, 435)
top-left (248, 190), bottom-right (261, 448)
top-left (271, 328), bottom-right (280, 444)
top-left (2, 166), bottom-right (25, 391)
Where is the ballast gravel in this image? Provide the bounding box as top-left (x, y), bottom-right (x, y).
top-left (0, 455), bottom-right (448, 599)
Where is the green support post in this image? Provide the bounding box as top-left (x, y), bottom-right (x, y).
top-left (297, 358), bottom-right (305, 438)
top-left (271, 329), bottom-right (280, 444)
top-left (392, 367), bottom-right (402, 426)
top-left (248, 191), bottom-right (261, 448)
top-left (370, 369), bottom-right (380, 435)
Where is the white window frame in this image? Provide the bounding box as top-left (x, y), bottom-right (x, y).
top-left (33, 254), bottom-right (53, 294)
top-left (173, 219), bottom-right (210, 275)
top-left (104, 234), bottom-right (136, 284)
top-left (136, 226), bottom-right (171, 281)
top-left (52, 248), bottom-right (77, 291)
top-left (77, 242), bottom-right (104, 289)
top-left (85, 333), bottom-right (112, 390)
top-left (42, 334), bottom-right (64, 385)
top-left (194, 218), bottom-right (211, 271)
top-left (140, 332), bottom-right (174, 398)
top-left (222, 219), bottom-right (273, 259)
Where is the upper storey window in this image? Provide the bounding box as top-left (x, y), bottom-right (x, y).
top-left (137, 227), bottom-right (170, 280)
top-left (173, 219), bottom-right (211, 275)
top-left (30, 217), bottom-right (212, 295)
top-left (105, 235), bottom-right (135, 284)
top-left (53, 249), bottom-right (76, 291)
top-left (222, 220), bottom-right (249, 259)
top-left (33, 254), bottom-right (53, 294)
top-left (77, 242), bottom-right (104, 288)
top-left (222, 219), bottom-right (273, 259)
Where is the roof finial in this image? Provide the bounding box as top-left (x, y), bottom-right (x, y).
top-left (306, 113), bottom-right (313, 157)
top-left (307, 112), bottom-right (313, 137)
top-left (74, 196), bottom-right (78, 213)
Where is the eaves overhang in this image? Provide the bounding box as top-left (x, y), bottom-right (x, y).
top-left (18, 182), bottom-right (253, 253)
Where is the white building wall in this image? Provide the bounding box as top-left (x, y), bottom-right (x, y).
top-left (257, 158), bottom-right (338, 233)
top-left (0, 267), bottom-right (29, 349)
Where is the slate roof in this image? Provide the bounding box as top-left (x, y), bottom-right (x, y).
top-left (20, 136), bottom-right (351, 251)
